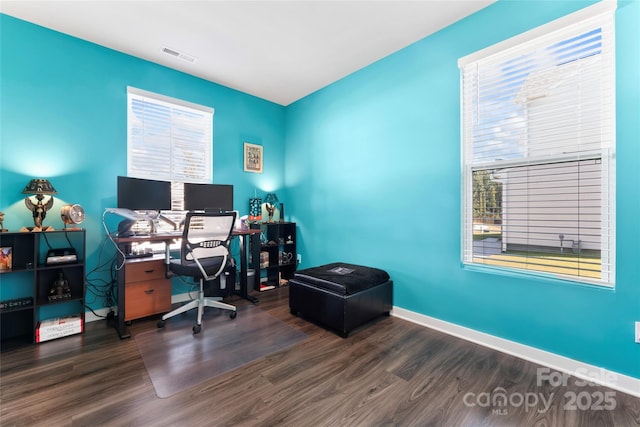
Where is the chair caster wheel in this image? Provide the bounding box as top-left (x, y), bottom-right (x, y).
top-left (193, 324), bottom-right (201, 334)
top-left (157, 320), bottom-right (166, 328)
top-left (230, 311), bottom-right (237, 319)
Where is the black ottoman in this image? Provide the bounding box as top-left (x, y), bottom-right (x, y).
top-left (289, 262), bottom-right (393, 337)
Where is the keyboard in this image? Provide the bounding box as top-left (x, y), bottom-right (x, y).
top-left (125, 252), bottom-right (154, 259)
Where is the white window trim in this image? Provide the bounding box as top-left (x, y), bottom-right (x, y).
top-left (127, 86), bottom-right (213, 115)
top-left (458, 1), bottom-right (617, 68)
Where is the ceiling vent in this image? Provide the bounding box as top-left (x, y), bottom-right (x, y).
top-left (161, 47), bottom-right (197, 63)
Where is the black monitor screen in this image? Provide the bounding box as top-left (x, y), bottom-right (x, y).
top-left (184, 183), bottom-right (234, 212)
top-left (117, 176), bottom-right (172, 211)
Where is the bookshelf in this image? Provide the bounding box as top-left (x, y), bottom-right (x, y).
top-left (250, 222), bottom-right (297, 291)
top-left (0, 230), bottom-right (85, 347)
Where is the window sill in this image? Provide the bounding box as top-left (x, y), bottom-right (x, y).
top-left (462, 262), bottom-right (615, 291)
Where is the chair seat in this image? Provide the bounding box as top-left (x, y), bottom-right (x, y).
top-left (169, 257), bottom-right (225, 278)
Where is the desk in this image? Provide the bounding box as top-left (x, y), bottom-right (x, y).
top-left (233, 229), bottom-right (262, 304)
top-left (113, 229), bottom-right (261, 339)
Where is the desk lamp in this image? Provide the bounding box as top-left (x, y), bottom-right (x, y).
top-left (264, 193), bottom-right (279, 222)
top-left (23, 178), bottom-right (57, 231)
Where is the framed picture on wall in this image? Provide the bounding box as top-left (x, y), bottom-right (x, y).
top-left (244, 142), bottom-right (263, 173)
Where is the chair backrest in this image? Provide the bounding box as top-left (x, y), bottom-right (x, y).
top-left (180, 211), bottom-right (236, 265)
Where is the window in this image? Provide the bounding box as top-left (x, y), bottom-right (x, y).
top-left (459, 2), bottom-right (616, 287)
top-left (127, 87), bottom-right (214, 233)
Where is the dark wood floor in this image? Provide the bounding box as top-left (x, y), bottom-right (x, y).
top-left (1, 287), bottom-right (639, 426)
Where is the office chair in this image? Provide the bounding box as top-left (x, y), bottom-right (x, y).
top-left (157, 211), bottom-right (237, 334)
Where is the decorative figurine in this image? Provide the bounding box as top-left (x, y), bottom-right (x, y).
top-left (49, 272), bottom-right (71, 300)
top-left (265, 203), bottom-right (276, 222)
top-left (25, 196), bottom-right (54, 229)
top-left (0, 211), bottom-right (7, 232)
top-left (22, 178), bottom-right (57, 231)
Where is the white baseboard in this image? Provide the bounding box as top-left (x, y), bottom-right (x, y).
top-left (85, 307), bottom-right (114, 323)
top-left (391, 307), bottom-right (640, 398)
top-left (171, 292), bottom-right (192, 304)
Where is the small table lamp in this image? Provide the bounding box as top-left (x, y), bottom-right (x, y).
top-left (264, 193), bottom-right (279, 222)
top-left (23, 178), bottom-right (57, 231)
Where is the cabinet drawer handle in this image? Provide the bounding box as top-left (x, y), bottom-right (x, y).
top-left (144, 289), bottom-right (155, 294)
top-left (144, 269), bottom-right (155, 274)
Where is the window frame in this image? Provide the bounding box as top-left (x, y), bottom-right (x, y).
top-left (126, 87), bottom-right (214, 235)
top-left (458, 1), bottom-right (616, 287)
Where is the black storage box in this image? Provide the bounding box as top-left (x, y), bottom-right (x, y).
top-left (289, 262), bottom-right (393, 337)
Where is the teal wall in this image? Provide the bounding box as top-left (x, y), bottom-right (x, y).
top-left (1, 0), bottom-right (638, 380)
top-left (285, 0), bottom-right (640, 380)
top-left (0, 15), bottom-right (286, 309)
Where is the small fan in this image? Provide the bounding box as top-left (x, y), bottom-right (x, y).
top-left (60, 204), bottom-right (85, 229)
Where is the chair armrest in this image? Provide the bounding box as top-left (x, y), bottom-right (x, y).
top-left (185, 242), bottom-right (228, 281)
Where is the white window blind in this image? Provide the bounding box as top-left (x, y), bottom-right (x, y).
top-left (127, 87), bottom-right (214, 232)
top-left (459, 2), bottom-right (616, 287)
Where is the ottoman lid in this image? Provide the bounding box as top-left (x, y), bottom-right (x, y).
top-left (292, 262), bottom-right (390, 295)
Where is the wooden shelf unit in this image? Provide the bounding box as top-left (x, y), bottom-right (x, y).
top-left (250, 222), bottom-right (297, 291)
top-left (0, 230), bottom-right (86, 347)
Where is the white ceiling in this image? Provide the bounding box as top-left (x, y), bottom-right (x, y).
top-left (1, 1), bottom-right (494, 106)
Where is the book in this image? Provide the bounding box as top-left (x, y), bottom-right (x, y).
top-left (260, 251), bottom-right (269, 268)
top-left (0, 246), bottom-right (12, 271)
top-left (36, 315), bottom-right (83, 342)
top-left (0, 296), bottom-right (33, 311)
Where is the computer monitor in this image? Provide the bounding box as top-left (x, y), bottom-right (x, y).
top-left (117, 176), bottom-right (172, 211)
top-left (184, 183), bottom-right (234, 212)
